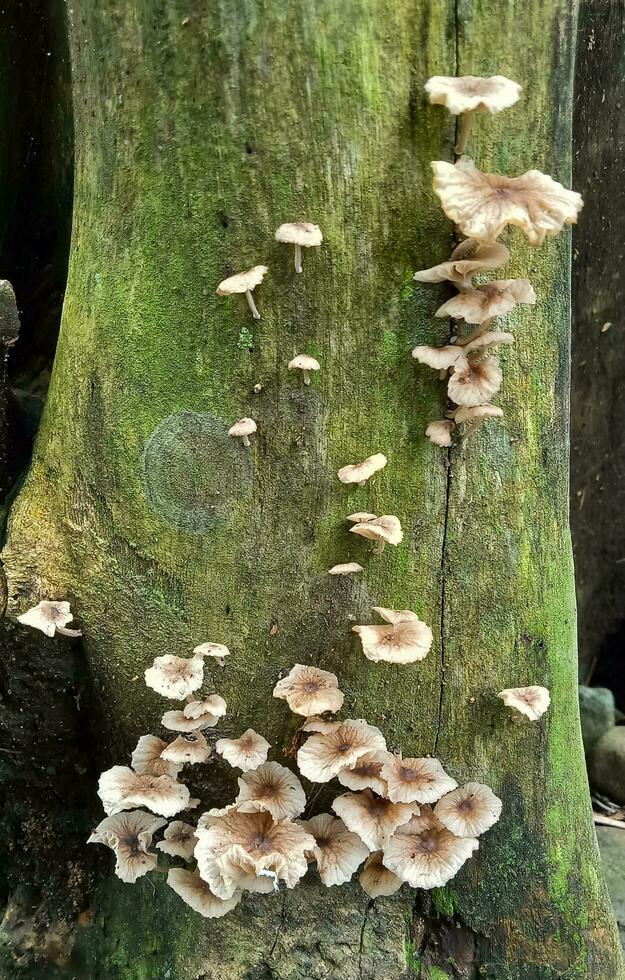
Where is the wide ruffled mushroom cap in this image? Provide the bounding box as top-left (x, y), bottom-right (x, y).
top-left (337, 453), bottom-right (387, 486)
top-left (234, 762), bottom-right (307, 821)
top-left (359, 851), bottom-right (403, 899)
top-left (414, 240), bottom-right (510, 289)
top-left (161, 709), bottom-right (221, 732)
top-left (215, 729), bottom-right (271, 772)
top-left (349, 515), bottom-right (403, 553)
top-left (381, 754), bottom-right (458, 805)
top-left (297, 720), bottom-right (387, 783)
top-left (88, 810), bottom-right (167, 883)
top-left (299, 813), bottom-right (369, 887)
top-left (425, 75), bottom-right (522, 116)
top-left (497, 685), bottom-right (551, 721)
top-left (447, 355), bottom-right (502, 408)
top-left (382, 809), bottom-right (479, 889)
top-left (131, 734), bottom-right (182, 779)
top-left (157, 821), bottom-right (198, 860)
top-left (167, 868), bottom-right (242, 918)
top-left (436, 279), bottom-right (536, 325)
top-left (144, 654), bottom-right (204, 700)
top-left (273, 663), bottom-right (344, 717)
top-left (98, 765), bottom-right (190, 817)
top-left (216, 265), bottom-right (268, 295)
top-left (432, 158), bottom-right (583, 246)
top-left (332, 789), bottom-right (420, 851)
top-left (434, 782), bottom-right (502, 837)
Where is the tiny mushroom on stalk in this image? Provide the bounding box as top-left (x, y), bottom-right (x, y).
top-left (288, 353), bottom-right (320, 385)
top-left (431, 158), bottom-right (583, 246)
top-left (193, 641), bottom-right (231, 667)
top-left (425, 74), bottom-right (522, 154)
top-left (337, 453), bottom-right (387, 487)
top-left (497, 686), bottom-right (551, 721)
top-left (216, 265), bottom-right (268, 319)
top-left (414, 240), bottom-right (510, 289)
top-left (274, 221), bottom-right (323, 273)
top-left (349, 515), bottom-right (403, 554)
top-left (184, 694), bottom-right (227, 720)
top-left (145, 654), bottom-right (204, 700)
top-left (17, 600), bottom-right (82, 638)
top-left (328, 562), bottom-right (364, 576)
top-left (228, 417), bottom-right (257, 448)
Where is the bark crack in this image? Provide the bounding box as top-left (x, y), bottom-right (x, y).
top-left (268, 890), bottom-right (287, 960)
top-left (357, 899), bottom-right (373, 978)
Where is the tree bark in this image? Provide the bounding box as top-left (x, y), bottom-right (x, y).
top-left (2, 0), bottom-right (623, 977)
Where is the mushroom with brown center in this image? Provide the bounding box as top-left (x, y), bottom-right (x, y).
top-left (359, 851), bottom-right (403, 898)
top-left (288, 354), bottom-right (321, 385)
top-left (425, 75), bottom-right (522, 153)
top-left (144, 654), bottom-right (205, 701)
top-left (352, 607), bottom-right (433, 664)
top-left (228, 417), bottom-right (257, 448)
top-left (337, 751), bottom-right (389, 796)
top-left (432, 158), bottom-right (583, 246)
top-left (234, 761), bottom-right (306, 821)
top-left (337, 453), bottom-right (387, 487)
top-left (17, 600), bottom-right (82, 638)
top-left (272, 663), bottom-right (344, 717)
top-left (215, 729), bottom-right (271, 771)
top-left (447, 354), bottom-right (502, 408)
top-left (435, 279), bottom-right (536, 325)
top-left (382, 808), bottom-right (479, 888)
top-left (434, 782), bottom-right (502, 837)
top-left (328, 562), bottom-right (364, 576)
top-left (332, 789), bottom-right (420, 851)
top-left (157, 821), bottom-right (197, 860)
top-left (274, 222), bottom-right (323, 273)
top-left (160, 731), bottom-right (211, 765)
top-left (98, 765), bottom-right (190, 817)
top-left (349, 515), bottom-right (403, 555)
top-left (380, 754), bottom-right (457, 804)
top-left (167, 868), bottom-right (242, 918)
top-left (299, 813), bottom-right (369, 887)
top-left (498, 686), bottom-right (550, 721)
top-left (426, 420), bottom-right (455, 448)
top-left (297, 719), bottom-right (387, 783)
top-left (414, 240), bottom-right (510, 289)
top-left (216, 265), bottom-right (268, 319)
top-left (88, 810), bottom-right (167, 883)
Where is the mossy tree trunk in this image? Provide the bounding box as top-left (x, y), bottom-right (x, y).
top-left (2, 0), bottom-right (623, 977)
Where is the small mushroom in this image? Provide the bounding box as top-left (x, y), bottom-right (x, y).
top-left (216, 265), bottom-right (268, 319)
top-left (167, 868), bottom-right (241, 918)
top-left (414, 240), bottom-right (510, 289)
top-left (288, 353), bottom-right (321, 385)
top-left (454, 403), bottom-right (504, 439)
top-left (349, 514), bottom-right (403, 554)
top-left (88, 811), bottom-right (167, 883)
top-left (228, 417), bottom-right (257, 448)
top-left (380, 754), bottom-right (457, 805)
top-left (425, 75), bottom-right (522, 153)
top-left (447, 355), bottom-right (502, 408)
top-left (297, 719), bottom-right (387, 783)
top-left (235, 761), bottom-right (307, 821)
top-left (434, 782), bottom-right (502, 837)
top-left (328, 562), bottom-right (364, 576)
top-left (346, 512), bottom-right (377, 524)
top-left (431, 158), bottom-right (583, 246)
top-left (145, 654), bottom-right (205, 700)
top-left (337, 752), bottom-right (389, 796)
top-left (426, 420), bottom-right (455, 447)
top-left (274, 222), bottom-right (323, 273)
top-left (161, 709), bottom-right (222, 732)
top-left (215, 729), bottom-right (271, 771)
top-left (17, 600), bottom-right (82, 638)
top-left (337, 453), bottom-right (387, 487)
top-left (157, 821), bottom-right (197, 861)
top-left (352, 608), bottom-right (433, 664)
top-left (161, 731), bottom-right (212, 765)
top-left (412, 344), bottom-right (465, 371)
top-left (497, 685), bottom-right (550, 720)
top-left (359, 851), bottom-right (403, 898)
top-left (272, 663), bottom-right (344, 717)
top-left (435, 279), bottom-right (536, 325)
top-left (193, 641), bottom-right (231, 666)
top-left (97, 766), bottom-right (190, 817)
top-left (184, 694), bottom-right (227, 720)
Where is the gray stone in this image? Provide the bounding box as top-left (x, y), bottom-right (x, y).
top-left (597, 826), bottom-right (625, 953)
top-left (579, 685), bottom-right (615, 753)
top-left (589, 727), bottom-right (625, 803)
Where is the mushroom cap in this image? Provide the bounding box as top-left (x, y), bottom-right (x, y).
top-left (497, 686), bottom-right (550, 720)
top-left (414, 241), bottom-right (510, 288)
top-left (359, 851), bottom-right (403, 898)
top-left (380, 754), bottom-right (458, 804)
top-left (350, 515), bottom-right (403, 547)
top-left (425, 74), bottom-right (521, 116)
top-left (234, 761), bottom-right (307, 821)
top-left (337, 453), bottom-right (387, 485)
top-left (88, 810), bottom-right (167, 883)
top-left (371, 607), bottom-right (421, 625)
top-left (272, 663), bottom-right (344, 717)
top-left (332, 789), bottom-right (420, 851)
top-left (382, 811), bottom-right (479, 888)
top-left (299, 813), bottom-right (369, 887)
top-left (447, 355), bottom-right (502, 408)
top-left (337, 751), bottom-right (389, 796)
top-left (434, 782), bottom-right (502, 837)
top-left (288, 354), bottom-right (321, 372)
top-left (168, 867), bottom-right (241, 918)
top-left (432, 158), bottom-right (583, 246)
top-left (131, 734), bottom-right (182, 779)
top-left (184, 695), bottom-right (227, 720)
top-left (193, 641), bottom-right (231, 661)
top-left (17, 600), bottom-right (74, 637)
top-left (297, 719), bottom-right (387, 783)
top-left (161, 709), bottom-right (222, 732)
top-left (462, 331), bottom-right (515, 353)
top-left (160, 731), bottom-right (212, 765)
top-left (300, 716), bottom-right (343, 734)
top-left (412, 345), bottom-right (464, 371)
top-left (98, 765), bottom-right (190, 817)
top-left (215, 729), bottom-right (271, 771)
top-left (274, 222), bottom-right (323, 247)
top-left (144, 654), bottom-right (204, 700)
top-left (157, 821), bottom-right (198, 860)
top-left (328, 561), bottom-right (364, 576)
top-left (435, 279), bottom-right (536, 325)
top-left (352, 615), bottom-right (433, 665)
top-left (454, 404), bottom-right (504, 424)
top-left (346, 512), bottom-right (377, 524)
top-left (216, 266), bottom-right (268, 295)
top-left (228, 417), bottom-right (257, 438)
top-left (426, 420), bottom-right (455, 447)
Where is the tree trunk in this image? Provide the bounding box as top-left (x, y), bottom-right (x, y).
top-left (2, 0), bottom-right (623, 977)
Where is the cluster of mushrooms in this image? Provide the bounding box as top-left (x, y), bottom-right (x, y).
top-left (414, 74), bottom-right (583, 445)
top-left (15, 73), bottom-right (567, 920)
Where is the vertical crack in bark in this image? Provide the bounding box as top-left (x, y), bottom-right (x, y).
top-left (357, 898), bottom-right (373, 978)
top-left (268, 890), bottom-right (287, 960)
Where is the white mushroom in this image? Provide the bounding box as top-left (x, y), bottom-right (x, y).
top-left (216, 265), bottom-right (268, 319)
top-left (288, 354), bottom-right (321, 385)
top-left (228, 417), bottom-right (257, 448)
top-left (274, 222), bottom-right (323, 273)
top-left (17, 600), bottom-right (81, 638)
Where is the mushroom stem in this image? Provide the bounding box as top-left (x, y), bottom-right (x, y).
top-left (456, 318), bottom-right (495, 347)
top-left (246, 290), bottom-right (261, 320)
top-left (454, 110), bottom-right (475, 155)
top-left (242, 434), bottom-right (251, 448)
top-left (373, 540), bottom-right (386, 555)
top-left (294, 243), bottom-right (303, 274)
top-left (302, 369), bottom-right (311, 385)
top-left (461, 419), bottom-right (484, 442)
top-left (56, 626), bottom-right (83, 638)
